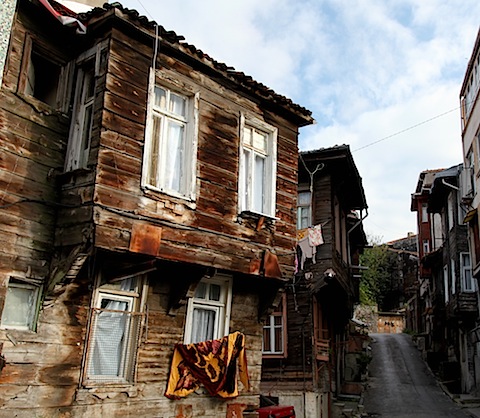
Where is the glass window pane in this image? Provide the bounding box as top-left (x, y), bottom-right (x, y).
top-left (298, 191), bottom-right (311, 206)
top-left (274, 327), bottom-right (283, 352)
top-left (170, 93), bottom-right (186, 117)
top-left (148, 115), bottom-right (162, 187)
top-left (154, 87), bottom-right (166, 109)
top-left (195, 282), bottom-right (207, 299)
top-left (165, 120), bottom-right (185, 191)
top-left (274, 315), bottom-right (283, 326)
top-left (1, 285), bottom-right (36, 328)
top-left (263, 327), bottom-right (271, 352)
top-left (252, 129), bottom-right (267, 153)
top-left (243, 127), bottom-right (253, 145)
top-left (192, 307), bottom-right (216, 343)
top-left (88, 309), bottom-right (129, 377)
top-left (209, 284), bottom-right (221, 301)
top-left (253, 155), bottom-right (265, 212)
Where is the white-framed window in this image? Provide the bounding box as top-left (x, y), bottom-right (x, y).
top-left (461, 252), bottom-right (474, 292)
top-left (65, 42), bottom-right (108, 171)
top-left (1, 278), bottom-right (41, 331)
top-left (421, 203), bottom-right (428, 223)
top-left (238, 114), bottom-right (277, 217)
top-left (297, 190), bottom-right (312, 229)
top-left (422, 239), bottom-right (430, 254)
top-left (262, 294), bottom-right (287, 357)
top-left (443, 264), bottom-right (449, 303)
top-left (184, 275), bottom-right (232, 344)
top-left (142, 70), bottom-right (199, 200)
top-left (83, 274), bottom-right (146, 385)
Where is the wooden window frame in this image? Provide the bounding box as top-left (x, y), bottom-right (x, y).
top-left (82, 273), bottom-right (147, 386)
top-left (184, 274), bottom-right (232, 344)
top-left (0, 278), bottom-right (41, 331)
top-left (65, 41), bottom-right (108, 172)
top-left (238, 114), bottom-right (277, 218)
top-left (297, 188), bottom-right (312, 230)
top-left (18, 34), bottom-right (68, 110)
top-left (262, 293), bottom-right (287, 358)
top-left (142, 68), bottom-right (199, 201)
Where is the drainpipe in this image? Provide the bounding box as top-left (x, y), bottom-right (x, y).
top-left (441, 179), bottom-right (459, 191)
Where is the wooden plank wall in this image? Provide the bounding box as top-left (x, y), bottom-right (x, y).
top-left (0, 3), bottom-right (304, 416)
top-left (93, 28), bottom-right (299, 278)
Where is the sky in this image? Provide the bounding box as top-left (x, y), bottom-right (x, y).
top-left (116, 0), bottom-right (480, 243)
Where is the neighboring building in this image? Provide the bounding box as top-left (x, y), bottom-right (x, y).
top-left (0, 1), bottom-right (314, 416)
top-left (410, 169), bottom-right (444, 338)
top-left (260, 145), bottom-right (368, 418)
top-left (410, 164), bottom-right (477, 394)
top-left (460, 26), bottom-right (480, 397)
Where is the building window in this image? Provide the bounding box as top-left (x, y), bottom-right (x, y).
top-left (184, 275), bottom-right (232, 344)
top-left (83, 274), bottom-right (146, 385)
top-left (0, 278), bottom-right (41, 331)
top-left (461, 252), bottom-right (474, 292)
top-left (422, 239), bottom-right (430, 254)
top-left (297, 190), bottom-right (312, 229)
top-left (262, 294), bottom-right (287, 357)
top-left (19, 36), bottom-right (63, 108)
top-left (238, 115), bottom-right (277, 217)
top-left (65, 43), bottom-right (107, 172)
top-left (421, 204), bottom-right (428, 223)
top-left (142, 71), bottom-right (199, 200)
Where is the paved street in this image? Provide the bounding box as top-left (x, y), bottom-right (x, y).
top-left (363, 333), bottom-right (470, 418)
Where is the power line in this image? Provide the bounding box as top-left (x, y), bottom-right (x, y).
top-left (352, 105), bottom-right (461, 152)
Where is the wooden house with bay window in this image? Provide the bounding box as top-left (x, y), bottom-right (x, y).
top-left (260, 146), bottom-right (368, 418)
top-left (0, 0), bottom-right (313, 416)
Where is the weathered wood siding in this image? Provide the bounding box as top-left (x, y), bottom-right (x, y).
top-left (87, 27), bottom-right (299, 278)
top-left (0, 2), bottom-right (310, 417)
top-left (0, 4), bottom-right (73, 305)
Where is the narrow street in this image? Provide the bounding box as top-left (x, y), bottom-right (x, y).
top-left (363, 333), bottom-right (469, 418)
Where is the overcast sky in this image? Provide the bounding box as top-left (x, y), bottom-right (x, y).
top-left (117, 0), bottom-right (479, 243)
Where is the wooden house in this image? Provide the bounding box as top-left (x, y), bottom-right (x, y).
top-left (421, 164), bottom-right (477, 394)
top-left (0, 0), bottom-right (314, 416)
top-left (260, 145), bottom-right (368, 418)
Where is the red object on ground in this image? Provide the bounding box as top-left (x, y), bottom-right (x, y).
top-left (257, 405), bottom-right (296, 418)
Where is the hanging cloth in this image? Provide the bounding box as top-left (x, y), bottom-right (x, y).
top-left (165, 332), bottom-right (249, 399)
top-left (308, 224), bottom-right (324, 246)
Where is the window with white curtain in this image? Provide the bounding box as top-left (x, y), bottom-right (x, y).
top-left (83, 275), bottom-right (145, 385)
top-left (0, 279), bottom-right (40, 331)
top-left (184, 275), bottom-right (232, 344)
top-left (238, 115), bottom-right (277, 217)
top-left (142, 73), bottom-right (199, 200)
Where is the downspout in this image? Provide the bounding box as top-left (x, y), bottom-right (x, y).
top-left (442, 179), bottom-right (459, 191)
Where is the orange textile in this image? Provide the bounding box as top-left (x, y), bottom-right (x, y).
top-left (165, 332), bottom-right (250, 399)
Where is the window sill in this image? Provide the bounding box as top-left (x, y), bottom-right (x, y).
top-left (56, 167), bottom-right (93, 184)
top-left (237, 211), bottom-right (278, 223)
top-left (142, 185), bottom-right (197, 210)
top-left (262, 353), bottom-right (287, 359)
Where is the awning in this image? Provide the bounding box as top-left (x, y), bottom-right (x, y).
top-left (464, 208), bottom-right (477, 224)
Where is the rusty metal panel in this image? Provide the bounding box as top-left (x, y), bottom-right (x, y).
top-left (129, 223), bottom-right (162, 256)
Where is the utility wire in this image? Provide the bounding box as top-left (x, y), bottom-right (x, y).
top-left (353, 105), bottom-right (461, 152)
